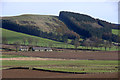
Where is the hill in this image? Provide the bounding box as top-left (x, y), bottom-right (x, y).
top-left (59, 11), bottom-right (120, 42)
top-left (2, 14), bottom-right (79, 42)
top-left (112, 29), bottom-right (120, 36)
top-left (2, 28), bottom-right (73, 48)
top-left (1, 11), bottom-right (120, 43)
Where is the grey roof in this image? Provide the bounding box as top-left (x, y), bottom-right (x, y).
top-left (33, 47), bottom-right (52, 50)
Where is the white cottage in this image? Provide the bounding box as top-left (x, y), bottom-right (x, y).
top-left (19, 46), bottom-right (29, 51)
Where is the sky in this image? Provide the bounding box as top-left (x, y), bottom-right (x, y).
top-left (1, 1), bottom-right (118, 24)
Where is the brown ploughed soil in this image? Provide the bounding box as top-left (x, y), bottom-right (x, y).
top-left (2, 69), bottom-right (118, 78)
top-left (2, 51), bottom-right (119, 60)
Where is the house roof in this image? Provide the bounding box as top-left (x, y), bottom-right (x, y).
top-left (33, 47), bottom-right (52, 50)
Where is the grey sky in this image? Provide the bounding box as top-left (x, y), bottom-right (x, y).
top-left (1, 2), bottom-right (118, 24)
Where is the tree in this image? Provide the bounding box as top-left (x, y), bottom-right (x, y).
top-left (34, 38), bottom-right (39, 46)
top-left (2, 37), bottom-right (8, 44)
top-left (73, 38), bottom-right (80, 51)
top-left (108, 41), bottom-right (113, 50)
top-left (13, 41), bottom-right (20, 52)
top-left (82, 39), bottom-right (90, 49)
top-left (89, 41), bottom-right (95, 50)
top-left (22, 37), bottom-right (27, 45)
top-left (48, 42), bottom-right (53, 48)
top-left (27, 37), bottom-right (33, 46)
top-left (104, 40), bottom-right (109, 51)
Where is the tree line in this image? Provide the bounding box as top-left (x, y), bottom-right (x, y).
top-left (59, 11), bottom-right (120, 43)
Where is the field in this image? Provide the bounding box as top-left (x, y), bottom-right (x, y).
top-left (2, 69), bottom-right (118, 78)
top-left (1, 55), bottom-right (27, 58)
top-left (2, 28), bottom-right (119, 78)
top-left (2, 51), bottom-right (119, 60)
top-left (2, 28), bottom-right (119, 51)
top-left (2, 28), bottom-right (73, 48)
top-left (2, 51), bottom-right (119, 78)
top-left (112, 29), bottom-right (120, 36)
top-left (2, 60), bottom-right (118, 73)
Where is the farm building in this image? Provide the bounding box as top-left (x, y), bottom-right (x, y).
top-left (19, 46), bottom-right (53, 52)
top-left (19, 46), bottom-right (29, 51)
top-left (32, 47), bottom-right (53, 51)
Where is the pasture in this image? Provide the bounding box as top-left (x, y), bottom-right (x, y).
top-left (2, 51), bottom-right (119, 73)
top-left (112, 29), bottom-right (120, 36)
top-left (2, 51), bottom-right (119, 78)
top-left (2, 59), bottom-right (118, 73)
top-left (1, 55), bottom-right (27, 58)
top-left (2, 28), bottom-right (119, 51)
top-left (2, 28), bottom-right (73, 48)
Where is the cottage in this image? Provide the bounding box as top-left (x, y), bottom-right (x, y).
top-left (32, 47), bottom-right (53, 51)
top-left (33, 47), bottom-right (45, 51)
top-left (44, 47), bottom-right (53, 51)
top-left (19, 46), bottom-right (29, 51)
top-left (19, 46), bottom-right (53, 52)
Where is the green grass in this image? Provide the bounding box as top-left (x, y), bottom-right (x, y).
top-left (1, 55), bottom-right (27, 58)
top-left (2, 28), bottom-right (119, 51)
top-left (35, 66), bottom-right (118, 73)
top-left (2, 60), bottom-right (119, 73)
top-left (2, 28), bottom-right (74, 48)
top-left (80, 46), bottom-right (119, 51)
top-left (112, 29), bottom-right (120, 36)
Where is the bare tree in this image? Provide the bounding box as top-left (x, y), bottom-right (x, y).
top-left (104, 40), bottom-right (109, 51)
top-left (48, 42), bottom-right (53, 48)
top-left (13, 41), bottom-right (20, 52)
top-left (22, 37), bottom-right (27, 46)
top-left (27, 37), bottom-right (33, 46)
top-left (2, 37), bottom-right (8, 44)
top-left (108, 41), bottom-right (113, 50)
top-left (74, 38), bottom-right (80, 51)
top-left (89, 41), bottom-right (95, 50)
top-left (34, 38), bottom-right (39, 46)
top-left (82, 39), bottom-right (90, 49)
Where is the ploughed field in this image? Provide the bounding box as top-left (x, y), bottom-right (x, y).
top-left (2, 51), bottom-right (119, 78)
top-left (2, 51), bottom-right (119, 60)
top-left (2, 69), bottom-right (118, 78)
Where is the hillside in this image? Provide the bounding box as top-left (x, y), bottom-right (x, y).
top-left (1, 11), bottom-right (120, 43)
top-left (2, 28), bottom-right (73, 48)
top-left (59, 11), bottom-right (119, 42)
top-left (2, 14), bottom-right (79, 42)
top-left (3, 15), bottom-right (65, 33)
top-left (112, 29), bottom-right (120, 36)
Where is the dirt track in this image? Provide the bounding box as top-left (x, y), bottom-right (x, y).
top-left (2, 51), bottom-right (119, 60)
top-left (2, 69), bottom-right (118, 78)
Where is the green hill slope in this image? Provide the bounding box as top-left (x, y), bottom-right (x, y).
top-left (2, 11), bottom-right (120, 43)
top-left (2, 28), bottom-right (73, 48)
top-left (3, 15), bottom-right (65, 33)
top-left (2, 28), bottom-right (118, 51)
top-left (2, 14), bottom-right (79, 42)
top-left (112, 29), bottom-right (120, 36)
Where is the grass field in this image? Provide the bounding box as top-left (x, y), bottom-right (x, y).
top-left (2, 28), bottom-right (119, 51)
top-left (112, 29), bottom-right (120, 36)
top-left (1, 55), bottom-right (27, 58)
top-left (2, 28), bottom-right (73, 48)
top-left (2, 60), bottom-right (119, 73)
